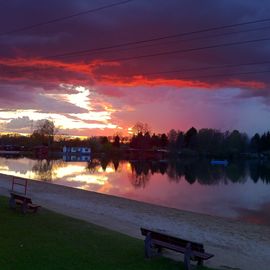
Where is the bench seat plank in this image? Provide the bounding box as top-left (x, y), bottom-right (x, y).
top-left (28, 203), bottom-right (40, 209)
top-left (10, 192), bottom-right (40, 213)
top-left (141, 227), bottom-right (214, 265)
top-left (152, 239), bottom-right (214, 260)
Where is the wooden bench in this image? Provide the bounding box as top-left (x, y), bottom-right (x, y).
top-left (8, 176), bottom-right (41, 214)
top-left (141, 227), bottom-right (214, 266)
top-left (9, 191), bottom-right (40, 214)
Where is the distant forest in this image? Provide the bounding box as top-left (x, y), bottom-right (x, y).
top-left (0, 120), bottom-right (270, 158)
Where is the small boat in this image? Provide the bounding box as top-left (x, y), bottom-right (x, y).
top-left (210, 160), bottom-right (228, 166)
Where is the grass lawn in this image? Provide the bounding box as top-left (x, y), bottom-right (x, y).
top-left (0, 196), bottom-right (213, 270)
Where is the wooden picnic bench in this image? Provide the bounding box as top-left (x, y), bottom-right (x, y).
top-left (141, 227), bottom-right (214, 266)
top-left (9, 192), bottom-right (40, 213)
top-left (9, 177), bottom-right (40, 214)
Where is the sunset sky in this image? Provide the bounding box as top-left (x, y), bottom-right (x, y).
top-left (1, 0), bottom-right (270, 137)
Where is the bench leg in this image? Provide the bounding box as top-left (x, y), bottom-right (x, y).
top-left (21, 201), bottom-right (28, 214)
top-left (157, 246), bottom-right (162, 254)
top-left (197, 259), bottom-right (203, 266)
top-left (9, 196), bottom-right (16, 209)
top-left (144, 232), bottom-right (152, 258)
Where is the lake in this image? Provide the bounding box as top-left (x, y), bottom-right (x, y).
top-left (1, 156), bottom-right (270, 226)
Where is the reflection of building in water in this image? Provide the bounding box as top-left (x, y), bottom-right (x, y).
top-left (63, 146), bottom-right (91, 162)
top-left (63, 146), bottom-right (91, 154)
top-left (63, 155), bottom-right (91, 162)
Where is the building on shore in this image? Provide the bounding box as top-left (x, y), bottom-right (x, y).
top-left (63, 146), bottom-right (91, 155)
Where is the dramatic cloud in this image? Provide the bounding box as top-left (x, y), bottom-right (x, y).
top-left (0, 0), bottom-right (270, 135)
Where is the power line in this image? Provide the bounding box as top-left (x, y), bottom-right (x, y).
top-left (2, 33), bottom-right (270, 84)
top-left (137, 60), bottom-right (270, 76)
top-left (101, 37), bottom-right (270, 63)
top-left (45, 17), bottom-right (270, 59)
top-left (48, 25), bottom-right (270, 59)
top-left (2, 67), bottom-right (270, 84)
top-left (164, 69), bottom-right (270, 81)
top-left (0, 0), bottom-right (133, 36)
top-left (1, 3), bottom-right (270, 71)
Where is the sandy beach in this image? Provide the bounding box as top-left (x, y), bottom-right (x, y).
top-left (1, 173), bottom-right (269, 270)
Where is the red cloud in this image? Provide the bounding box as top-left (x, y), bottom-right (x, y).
top-left (229, 79), bottom-right (266, 89)
top-left (95, 73), bottom-right (267, 91)
top-left (96, 74), bottom-right (212, 88)
top-left (0, 57), bottom-right (267, 92)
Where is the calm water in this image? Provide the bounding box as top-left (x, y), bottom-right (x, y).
top-left (1, 156), bottom-right (270, 226)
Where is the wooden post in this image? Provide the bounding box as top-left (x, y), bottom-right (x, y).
top-left (184, 242), bottom-right (193, 270)
top-left (197, 258), bottom-right (203, 266)
top-left (9, 194), bottom-right (16, 209)
top-left (21, 200), bottom-right (28, 214)
top-left (24, 179), bottom-right (28, 195)
top-left (144, 232), bottom-right (152, 258)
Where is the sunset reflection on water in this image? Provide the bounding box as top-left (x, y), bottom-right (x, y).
top-left (1, 157), bottom-right (270, 225)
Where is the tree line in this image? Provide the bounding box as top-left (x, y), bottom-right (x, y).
top-left (0, 120), bottom-right (270, 158)
top-left (129, 124), bottom-right (270, 158)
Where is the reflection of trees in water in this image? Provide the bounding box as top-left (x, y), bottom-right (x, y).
top-left (249, 161), bottom-right (270, 183)
top-left (86, 157), bottom-right (110, 172)
top-left (167, 160), bottom-right (183, 182)
top-left (167, 159), bottom-right (224, 185)
top-left (195, 161), bottom-right (229, 185)
top-left (84, 158), bottom-right (270, 185)
top-left (129, 161), bottom-right (151, 188)
top-left (130, 172), bottom-right (150, 189)
top-left (127, 159), bottom-right (270, 185)
top-left (168, 160), bottom-right (249, 185)
top-left (112, 159), bottom-right (120, 172)
top-left (85, 158), bottom-right (122, 173)
top-left (100, 157), bottom-right (110, 171)
top-left (32, 159), bottom-right (63, 181)
top-left (226, 162), bottom-right (247, 183)
top-left (86, 159), bottom-right (100, 173)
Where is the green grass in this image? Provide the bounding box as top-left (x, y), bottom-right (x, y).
top-left (0, 196), bottom-right (213, 270)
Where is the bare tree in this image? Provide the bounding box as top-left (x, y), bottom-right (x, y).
top-left (132, 122), bottom-right (151, 135)
top-left (32, 119), bottom-right (57, 147)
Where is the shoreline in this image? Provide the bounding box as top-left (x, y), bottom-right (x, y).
top-left (1, 173), bottom-right (270, 270)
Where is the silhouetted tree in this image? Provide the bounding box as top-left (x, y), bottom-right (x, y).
top-left (260, 132), bottom-right (270, 152)
top-left (151, 133), bottom-right (160, 148)
top-left (168, 129), bottom-right (178, 151)
top-left (250, 133), bottom-right (261, 153)
top-left (160, 133), bottom-right (168, 148)
top-left (31, 119), bottom-right (57, 147)
top-left (184, 127), bottom-right (198, 149)
top-left (197, 128), bottom-right (224, 156)
top-left (100, 136), bottom-right (109, 145)
top-left (113, 135), bottom-right (120, 148)
top-left (225, 130), bottom-right (248, 157)
top-left (176, 131), bottom-right (185, 150)
top-left (132, 122), bottom-right (151, 135)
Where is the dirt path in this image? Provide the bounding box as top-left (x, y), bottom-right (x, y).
top-left (1, 173), bottom-right (269, 270)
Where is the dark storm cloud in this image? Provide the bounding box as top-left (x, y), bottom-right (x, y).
top-left (1, 0), bottom-right (270, 97)
top-left (237, 87), bottom-right (270, 106)
top-left (0, 84), bottom-right (35, 104)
